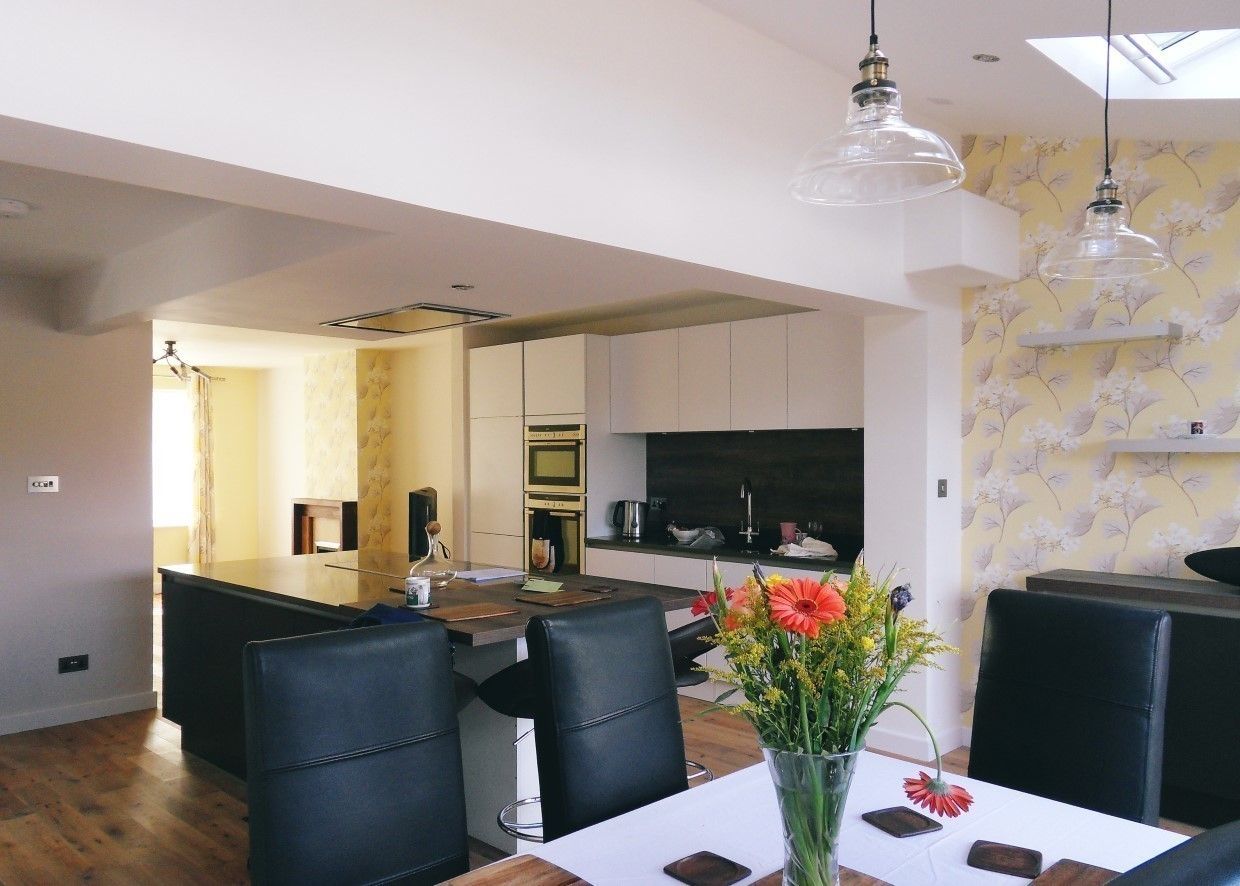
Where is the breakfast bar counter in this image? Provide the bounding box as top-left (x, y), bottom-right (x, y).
top-left (158, 549), bottom-right (702, 849)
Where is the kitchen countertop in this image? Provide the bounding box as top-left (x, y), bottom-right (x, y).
top-left (158, 548), bottom-right (703, 646)
top-left (586, 535), bottom-right (854, 574)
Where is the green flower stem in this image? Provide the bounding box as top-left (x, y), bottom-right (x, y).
top-left (883, 700), bottom-right (943, 776)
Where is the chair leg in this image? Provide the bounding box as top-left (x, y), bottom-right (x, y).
top-left (686, 759), bottom-right (713, 782)
top-left (497, 796), bottom-right (545, 843)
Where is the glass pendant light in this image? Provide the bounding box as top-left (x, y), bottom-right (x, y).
top-left (789, 0), bottom-right (964, 205)
top-left (1040, 0), bottom-right (1169, 280)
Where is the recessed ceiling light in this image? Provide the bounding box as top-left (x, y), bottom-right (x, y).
top-left (0, 198), bottom-right (31, 218)
top-left (450, 283), bottom-right (475, 291)
top-left (972, 53), bottom-right (1001, 63)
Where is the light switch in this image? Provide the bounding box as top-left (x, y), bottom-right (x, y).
top-left (937, 479), bottom-right (947, 498)
top-left (28, 476), bottom-right (59, 493)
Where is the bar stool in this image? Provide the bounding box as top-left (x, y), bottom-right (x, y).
top-left (478, 614), bottom-right (717, 841)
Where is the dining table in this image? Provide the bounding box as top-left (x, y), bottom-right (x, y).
top-left (447, 750), bottom-right (1188, 885)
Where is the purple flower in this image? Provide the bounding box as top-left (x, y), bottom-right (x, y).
top-left (890, 584), bottom-right (913, 613)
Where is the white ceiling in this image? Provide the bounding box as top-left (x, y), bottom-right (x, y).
top-left (696, 0), bottom-right (1240, 142)
top-left (1, 1), bottom-right (1237, 367)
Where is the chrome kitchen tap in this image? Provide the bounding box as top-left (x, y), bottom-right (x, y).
top-left (739, 477), bottom-right (759, 549)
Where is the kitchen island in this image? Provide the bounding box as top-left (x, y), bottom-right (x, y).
top-left (159, 549), bottom-right (700, 849)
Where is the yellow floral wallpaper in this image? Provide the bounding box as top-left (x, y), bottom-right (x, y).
top-left (357, 351), bottom-right (393, 550)
top-left (303, 350), bottom-right (394, 550)
top-left (304, 351), bottom-right (358, 501)
top-left (960, 135), bottom-right (1240, 715)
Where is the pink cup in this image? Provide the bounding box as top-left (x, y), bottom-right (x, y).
top-left (780, 522), bottom-right (798, 544)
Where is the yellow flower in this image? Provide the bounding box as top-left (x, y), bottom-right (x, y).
top-left (762, 685), bottom-right (785, 705)
top-left (860, 636), bottom-right (876, 652)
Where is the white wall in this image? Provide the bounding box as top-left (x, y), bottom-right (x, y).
top-left (256, 364), bottom-right (306, 558)
top-left (389, 337), bottom-right (460, 557)
top-left (0, 276), bottom-right (156, 735)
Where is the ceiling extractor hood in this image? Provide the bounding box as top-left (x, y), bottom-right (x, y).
top-left (321, 302), bottom-right (509, 336)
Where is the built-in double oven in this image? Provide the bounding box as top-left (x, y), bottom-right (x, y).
top-left (523, 424), bottom-right (586, 575)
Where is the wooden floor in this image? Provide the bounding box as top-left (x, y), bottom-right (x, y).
top-left (0, 597), bottom-right (1193, 883)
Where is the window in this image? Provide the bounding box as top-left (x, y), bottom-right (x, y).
top-left (153, 386), bottom-right (193, 527)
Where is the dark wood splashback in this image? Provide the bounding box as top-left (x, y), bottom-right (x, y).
top-left (645, 429), bottom-right (863, 560)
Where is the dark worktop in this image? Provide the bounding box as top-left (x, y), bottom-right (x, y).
top-left (1027, 568), bottom-right (1240, 613)
top-left (158, 549), bottom-right (702, 646)
top-left (586, 535), bottom-right (854, 574)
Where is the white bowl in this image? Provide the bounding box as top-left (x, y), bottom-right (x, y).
top-left (669, 527), bottom-right (702, 544)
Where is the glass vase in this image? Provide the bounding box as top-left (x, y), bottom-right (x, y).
top-left (762, 746), bottom-right (862, 886)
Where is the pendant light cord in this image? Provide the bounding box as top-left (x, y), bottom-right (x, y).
top-left (870, 0), bottom-right (877, 45)
top-left (1103, 0), bottom-right (1112, 177)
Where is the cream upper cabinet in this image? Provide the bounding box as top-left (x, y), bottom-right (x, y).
top-left (787, 311), bottom-right (864, 429)
top-left (468, 342), bottom-right (523, 418)
top-left (468, 415), bottom-right (525, 536)
top-left (730, 316), bottom-right (788, 430)
top-left (677, 323), bottom-right (730, 432)
top-left (610, 329), bottom-right (678, 433)
top-left (524, 336), bottom-right (586, 416)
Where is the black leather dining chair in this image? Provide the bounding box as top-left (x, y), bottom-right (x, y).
top-left (1110, 818), bottom-right (1240, 885)
top-left (477, 614), bottom-right (717, 716)
top-left (527, 596), bottom-right (691, 841)
top-left (347, 602), bottom-right (477, 712)
top-left (243, 622), bottom-right (469, 886)
top-left (969, 588), bottom-right (1171, 825)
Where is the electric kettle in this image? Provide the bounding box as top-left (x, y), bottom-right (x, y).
top-left (611, 500), bottom-right (648, 539)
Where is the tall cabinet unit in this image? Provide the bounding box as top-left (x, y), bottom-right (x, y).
top-left (468, 343), bottom-right (525, 569)
top-left (467, 335), bottom-right (644, 572)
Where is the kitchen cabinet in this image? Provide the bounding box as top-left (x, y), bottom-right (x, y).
top-left (524, 335), bottom-right (586, 416)
top-left (584, 547), bottom-right (655, 583)
top-left (469, 531), bottom-right (524, 570)
top-left (610, 329), bottom-right (678, 433)
top-left (468, 416), bottom-right (524, 537)
top-left (469, 342), bottom-right (523, 418)
top-left (653, 553), bottom-right (712, 591)
top-left (730, 316), bottom-right (788, 430)
top-left (787, 311), bottom-right (864, 429)
top-left (677, 323), bottom-right (730, 432)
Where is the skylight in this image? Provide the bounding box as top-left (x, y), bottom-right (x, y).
top-left (1029, 28), bottom-right (1240, 100)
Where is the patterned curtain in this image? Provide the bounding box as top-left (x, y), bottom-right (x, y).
top-left (189, 373), bottom-right (216, 563)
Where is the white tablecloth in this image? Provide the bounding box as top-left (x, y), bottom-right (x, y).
top-left (531, 751), bottom-right (1188, 884)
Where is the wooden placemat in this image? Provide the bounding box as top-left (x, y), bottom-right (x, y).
top-left (440, 854), bottom-right (589, 885)
top-left (1031, 859), bottom-right (1119, 885)
top-left (515, 589), bottom-right (605, 607)
top-left (756, 868), bottom-right (890, 886)
top-left (421, 602), bottom-right (520, 622)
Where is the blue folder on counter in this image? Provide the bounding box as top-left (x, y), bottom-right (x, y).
top-left (347, 603), bottom-right (425, 628)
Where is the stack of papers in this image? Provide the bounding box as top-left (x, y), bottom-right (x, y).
top-left (456, 567), bottom-right (527, 583)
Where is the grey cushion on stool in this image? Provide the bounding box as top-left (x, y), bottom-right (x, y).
top-left (243, 622), bottom-right (468, 886)
top-left (969, 589), bottom-right (1171, 825)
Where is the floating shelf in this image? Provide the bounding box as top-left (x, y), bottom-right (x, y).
top-left (1108, 438), bottom-right (1240, 454)
top-left (1017, 322), bottom-right (1182, 349)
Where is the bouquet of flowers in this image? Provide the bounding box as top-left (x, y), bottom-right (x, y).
top-left (694, 558), bottom-right (971, 884)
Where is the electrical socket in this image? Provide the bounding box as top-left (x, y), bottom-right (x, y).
top-left (58, 654), bottom-right (89, 674)
top-left (649, 497), bottom-right (668, 510)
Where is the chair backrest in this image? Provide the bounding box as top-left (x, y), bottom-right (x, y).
top-left (968, 589), bottom-right (1171, 825)
top-left (527, 596), bottom-right (688, 841)
top-left (243, 622), bottom-right (468, 886)
top-left (1110, 818), bottom-right (1240, 885)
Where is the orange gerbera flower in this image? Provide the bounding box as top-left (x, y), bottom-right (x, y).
top-left (903, 771), bottom-right (975, 818)
top-left (723, 583), bottom-right (752, 630)
top-left (767, 577), bottom-right (846, 638)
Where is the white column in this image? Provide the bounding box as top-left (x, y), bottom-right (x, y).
top-left (862, 291), bottom-right (964, 761)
